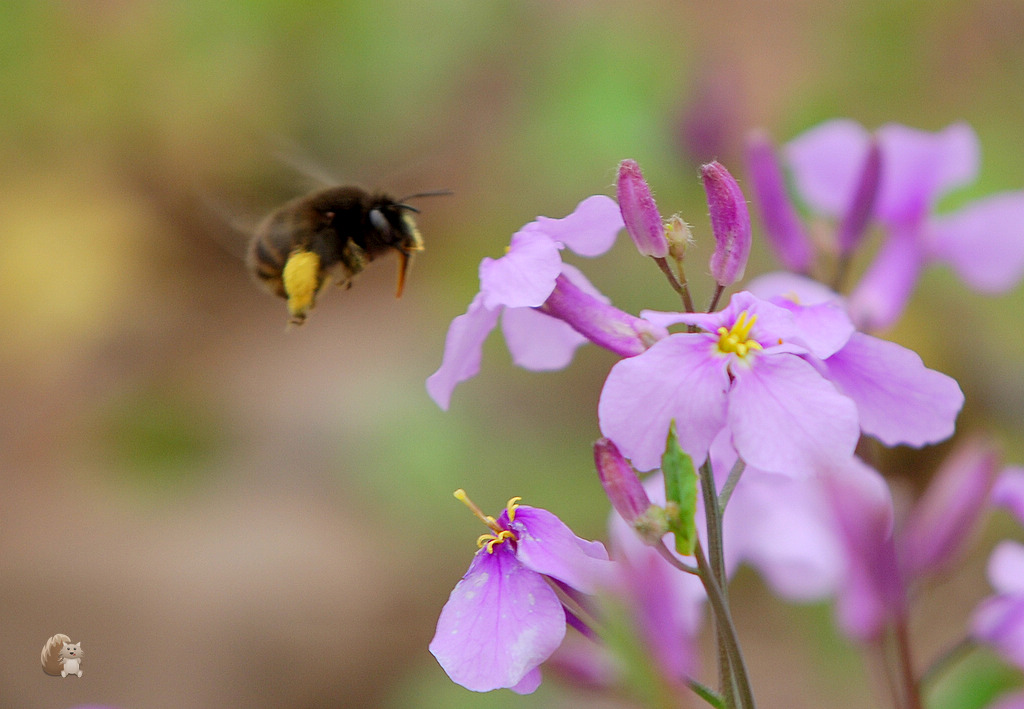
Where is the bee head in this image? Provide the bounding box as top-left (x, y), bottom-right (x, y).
top-left (367, 202), bottom-right (423, 298)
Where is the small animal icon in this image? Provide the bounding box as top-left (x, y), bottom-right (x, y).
top-left (40, 633), bottom-right (83, 677)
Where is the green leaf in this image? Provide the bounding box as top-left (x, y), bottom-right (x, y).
top-left (662, 421), bottom-right (698, 556)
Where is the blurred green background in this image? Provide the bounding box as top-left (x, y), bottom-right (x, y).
top-left (2, 1), bottom-right (1024, 707)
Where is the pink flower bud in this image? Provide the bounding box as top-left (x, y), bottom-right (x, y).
top-left (703, 161), bottom-right (752, 287)
top-left (594, 437), bottom-right (652, 526)
top-left (616, 160), bottom-right (669, 258)
top-left (744, 131), bottom-right (813, 272)
top-left (902, 438), bottom-right (1000, 578)
top-left (539, 274), bottom-right (667, 358)
top-left (836, 138), bottom-right (882, 255)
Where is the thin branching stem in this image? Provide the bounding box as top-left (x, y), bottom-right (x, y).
top-left (894, 618), bottom-right (923, 709)
top-left (693, 539), bottom-right (756, 709)
top-left (654, 256), bottom-right (695, 312)
top-left (717, 459), bottom-right (747, 513)
top-left (708, 284), bottom-right (725, 313)
top-left (688, 678), bottom-right (726, 709)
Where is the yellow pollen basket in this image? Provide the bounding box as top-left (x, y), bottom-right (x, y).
top-left (716, 310), bottom-right (763, 358)
top-left (282, 249), bottom-right (321, 323)
top-left (454, 489), bottom-right (523, 552)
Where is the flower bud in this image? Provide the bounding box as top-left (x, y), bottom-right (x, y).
top-left (595, 438), bottom-right (653, 526)
top-left (539, 273), bottom-right (667, 357)
top-left (616, 159), bottom-right (669, 258)
top-left (702, 161), bottom-right (751, 287)
top-left (744, 131), bottom-right (813, 272)
top-left (903, 438), bottom-right (1000, 578)
top-left (663, 215), bottom-right (693, 263)
top-left (835, 138), bottom-right (882, 255)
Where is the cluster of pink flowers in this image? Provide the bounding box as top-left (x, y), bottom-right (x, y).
top-left (425, 122), bottom-right (1024, 708)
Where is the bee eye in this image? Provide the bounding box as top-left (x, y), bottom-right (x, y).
top-left (369, 208), bottom-right (390, 233)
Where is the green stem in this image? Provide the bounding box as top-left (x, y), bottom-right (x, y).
top-left (693, 539), bottom-right (756, 709)
top-left (699, 460), bottom-right (728, 593)
top-left (894, 618), bottom-right (923, 709)
top-left (688, 678), bottom-right (726, 709)
top-left (654, 256), bottom-right (695, 313)
top-left (654, 544), bottom-right (734, 707)
top-left (708, 284), bottom-right (725, 313)
top-left (717, 459), bottom-right (747, 513)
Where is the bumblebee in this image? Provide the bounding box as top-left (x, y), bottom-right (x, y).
top-left (248, 186), bottom-right (442, 324)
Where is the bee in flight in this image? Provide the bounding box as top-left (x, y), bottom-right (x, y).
top-left (247, 186), bottom-right (447, 324)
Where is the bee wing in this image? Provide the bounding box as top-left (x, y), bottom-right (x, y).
top-left (195, 192), bottom-right (257, 262)
top-left (269, 136), bottom-right (344, 191)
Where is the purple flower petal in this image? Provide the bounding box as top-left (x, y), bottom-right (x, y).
top-left (992, 467), bottom-right (1024, 524)
top-left (615, 533), bottom-right (704, 679)
top-left (427, 293), bottom-right (501, 410)
top-left (988, 690), bottom-right (1024, 709)
top-left (821, 458), bottom-right (903, 642)
top-left (510, 507), bottom-right (612, 594)
top-left (599, 334), bottom-right (730, 472)
top-left (743, 279), bottom-right (853, 359)
top-left (785, 119), bottom-right (872, 217)
top-left (509, 668), bottom-right (543, 694)
top-left (822, 332), bottom-right (963, 447)
top-left (479, 231), bottom-right (563, 309)
top-left (725, 469), bottom-right (843, 600)
top-left (988, 541), bottom-right (1024, 595)
top-left (973, 594), bottom-right (1024, 669)
top-left (607, 472), bottom-right (707, 678)
top-left (744, 131), bottom-right (814, 272)
top-left (927, 192), bottom-right (1024, 292)
top-left (728, 355), bottom-right (859, 478)
top-left (675, 291), bottom-right (799, 345)
top-left (429, 546), bottom-right (566, 693)
top-left (902, 438), bottom-right (999, 578)
top-left (746, 272), bottom-right (843, 306)
top-left (847, 226), bottom-right (924, 332)
top-left (501, 306), bottom-right (589, 370)
top-left (523, 195), bottom-right (624, 258)
top-left (874, 122), bottom-right (979, 226)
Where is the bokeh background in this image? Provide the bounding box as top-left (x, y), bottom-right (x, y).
top-left (3, 1), bottom-right (1024, 707)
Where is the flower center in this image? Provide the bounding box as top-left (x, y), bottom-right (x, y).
top-left (454, 489), bottom-right (521, 553)
top-left (716, 310), bottom-right (763, 358)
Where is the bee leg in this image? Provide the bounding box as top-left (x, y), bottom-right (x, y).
top-left (336, 240), bottom-right (369, 288)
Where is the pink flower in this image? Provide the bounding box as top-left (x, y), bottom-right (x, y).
top-left (426, 195), bottom-right (669, 411)
top-left (598, 290), bottom-right (860, 476)
top-left (785, 120), bottom-right (1024, 330)
top-left (430, 493), bottom-right (614, 693)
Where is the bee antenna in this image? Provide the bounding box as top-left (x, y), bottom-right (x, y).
top-left (395, 203), bottom-right (420, 213)
top-left (397, 189), bottom-right (454, 203)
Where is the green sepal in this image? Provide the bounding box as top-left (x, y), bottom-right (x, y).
top-left (662, 421), bottom-right (698, 556)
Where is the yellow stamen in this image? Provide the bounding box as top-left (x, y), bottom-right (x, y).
top-left (506, 496), bottom-right (522, 523)
top-left (476, 530), bottom-right (516, 553)
top-left (454, 489), bottom-right (502, 534)
top-left (715, 310), bottom-right (763, 359)
top-left (282, 249), bottom-right (321, 322)
top-left (454, 489), bottom-right (523, 550)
